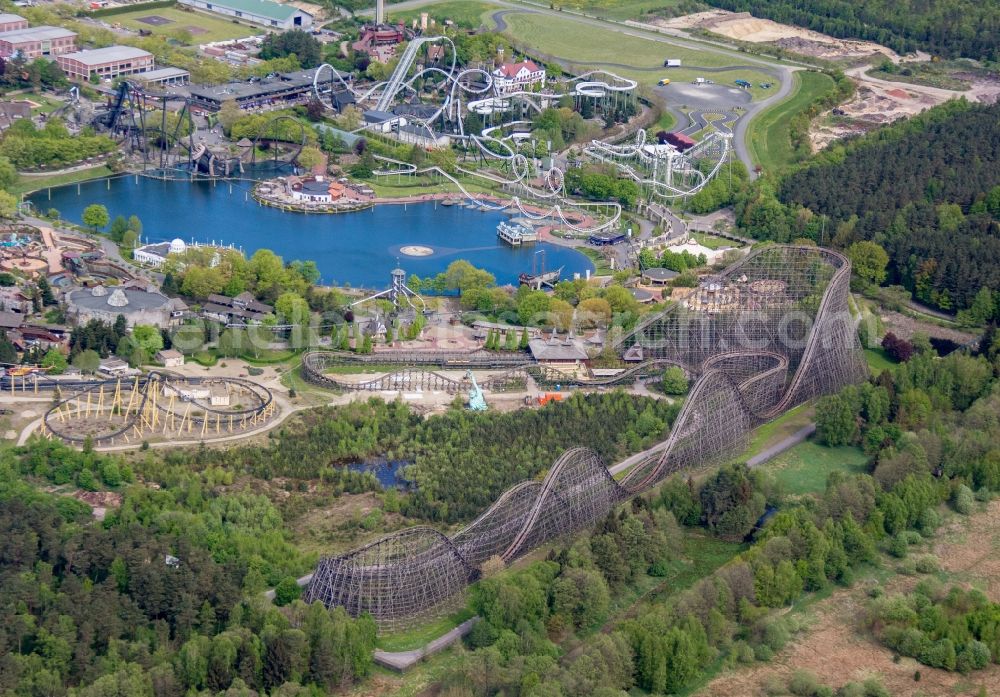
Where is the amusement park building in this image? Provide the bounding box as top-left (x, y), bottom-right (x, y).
top-left (187, 68), bottom-right (345, 111)
top-left (492, 60), bottom-right (545, 95)
top-left (352, 23), bottom-right (405, 62)
top-left (288, 175), bottom-right (345, 203)
top-left (133, 238), bottom-right (187, 268)
top-left (0, 25), bottom-right (76, 59)
top-left (132, 67), bottom-right (190, 87)
top-left (66, 285), bottom-right (180, 328)
top-left (528, 335), bottom-right (590, 367)
top-left (178, 0), bottom-right (313, 30)
top-left (57, 46), bottom-right (154, 81)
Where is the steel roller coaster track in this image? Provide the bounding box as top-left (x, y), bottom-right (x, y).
top-left (303, 245), bottom-right (867, 629)
top-left (311, 39), bottom-right (726, 231)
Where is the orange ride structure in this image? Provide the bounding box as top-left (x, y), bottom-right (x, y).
top-left (304, 245), bottom-right (867, 629)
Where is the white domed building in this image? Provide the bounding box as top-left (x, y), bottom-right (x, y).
top-left (134, 238), bottom-right (187, 268)
top-left (133, 238), bottom-right (231, 269)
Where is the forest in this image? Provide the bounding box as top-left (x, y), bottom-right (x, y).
top-left (0, 444), bottom-right (376, 697)
top-left (431, 331), bottom-right (1000, 696)
top-left (702, 0), bottom-right (1000, 61)
top-left (0, 118), bottom-right (116, 169)
top-left (739, 100), bottom-right (1000, 312)
top-left (210, 392), bottom-right (680, 522)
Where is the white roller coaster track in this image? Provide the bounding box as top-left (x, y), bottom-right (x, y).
top-left (371, 152), bottom-right (622, 233)
top-left (314, 40), bottom-right (726, 224)
top-left (584, 128), bottom-right (732, 199)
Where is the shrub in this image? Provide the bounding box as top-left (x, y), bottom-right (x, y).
top-left (788, 669), bottom-right (821, 696)
top-left (914, 554), bottom-right (940, 574)
top-left (888, 532), bottom-right (908, 558)
top-left (273, 577), bottom-right (302, 606)
top-left (953, 484), bottom-right (975, 514)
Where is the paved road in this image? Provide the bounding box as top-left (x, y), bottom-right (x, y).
top-left (610, 420), bottom-right (817, 476)
top-left (746, 423), bottom-right (815, 467)
top-left (476, 3), bottom-right (795, 174)
top-left (373, 617), bottom-right (481, 671)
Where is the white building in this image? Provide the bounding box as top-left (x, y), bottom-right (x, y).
top-left (155, 349), bottom-right (185, 367)
top-left (133, 238), bottom-right (187, 268)
top-left (492, 60), bottom-right (545, 95)
top-left (178, 0), bottom-right (312, 30)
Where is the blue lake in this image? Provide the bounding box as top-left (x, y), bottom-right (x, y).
top-left (32, 176), bottom-right (593, 287)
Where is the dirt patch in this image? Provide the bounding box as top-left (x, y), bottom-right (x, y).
top-left (810, 81), bottom-right (944, 150)
top-left (959, 72), bottom-right (1000, 105)
top-left (702, 587), bottom-right (998, 696)
top-left (701, 503), bottom-right (1000, 696)
top-left (652, 10), bottom-right (896, 61)
top-left (934, 499), bottom-right (1000, 603)
top-left (877, 309), bottom-right (978, 345)
top-left (185, 25), bottom-right (209, 35)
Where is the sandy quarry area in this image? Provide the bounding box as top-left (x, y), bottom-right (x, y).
top-left (809, 81), bottom-right (941, 150)
top-left (810, 65), bottom-right (1000, 150)
top-left (652, 10), bottom-right (897, 62)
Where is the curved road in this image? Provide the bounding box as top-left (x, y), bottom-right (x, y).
top-left (488, 5), bottom-right (793, 174)
top-left (373, 0), bottom-right (798, 173)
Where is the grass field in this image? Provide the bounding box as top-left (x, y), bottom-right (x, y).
top-left (864, 346), bottom-right (897, 376)
top-left (746, 402), bottom-right (814, 456)
top-left (578, 247), bottom-right (613, 274)
top-left (690, 230), bottom-right (736, 250)
top-left (551, 0), bottom-right (695, 21)
top-left (377, 606), bottom-right (475, 652)
top-left (758, 440), bottom-right (868, 495)
top-left (746, 70), bottom-right (834, 173)
top-left (99, 6), bottom-right (261, 43)
top-left (501, 12), bottom-right (778, 99)
top-left (391, 0), bottom-right (498, 28)
top-left (13, 166), bottom-right (115, 196)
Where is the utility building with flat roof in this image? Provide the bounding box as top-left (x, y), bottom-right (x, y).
top-left (178, 0), bottom-right (312, 30)
top-left (57, 46), bottom-right (154, 81)
top-left (0, 25), bottom-right (77, 58)
top-left (188, 68), bottom-right (345, 110)
top-left (0, 14), bottom-right (28, 33)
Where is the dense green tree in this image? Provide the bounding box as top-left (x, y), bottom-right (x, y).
top-left (259, 30), bottom-right (321, 68)
top-left (82, 204), bottom-right (109, 232)
top-left (661, 366), bottom-right (688, 395)
top-left (847, 240), bottom-right (890, 286)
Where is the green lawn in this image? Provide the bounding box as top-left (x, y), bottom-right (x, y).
top-left (579, 247), bottom-right (613, 274)
top-left (690, 231), bottom-right (737, 250)
top-left (746, 401), bottom-right (814, 457)
top-left (552, 0), bottom-right (696, 21)
top-left (746, 70), bottom-right (835, 173)
top-left (501, 12), bottom-right (778, 99)
top-left (654, 109), bottom-right (676, 132)
top-left (391, 0), bottom-right (498, 28)
top-left (758, 440), bottom-right (868, 496)
top-left (864, 347), bottom-right (897, 376)
top-left (366, 173), bottom-right (499, 198)
top-left (376, 606), bottom-right (475, 652)
top-left (13, 166), bottom-right (115, 196)
top-left (99, 6), bottom-right (262, 44)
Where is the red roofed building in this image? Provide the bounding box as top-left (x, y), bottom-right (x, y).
top-left (352, 24), bottom-right (405, 63)
top-left (492, 59), bottom-right (545, 95)
top-left (662, 131), bottom-right (696, 151)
